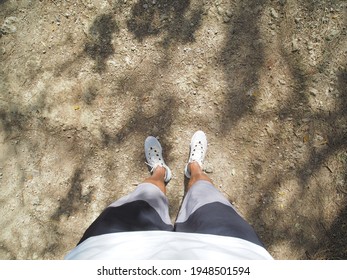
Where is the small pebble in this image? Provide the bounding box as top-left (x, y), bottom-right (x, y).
top-left (217, 7), bottom-right (224, 15)
top-left (309, 88), bottom-right (318, 96)
top-left (292, 38), bottom-right (300, 52)
top-left (204, 167), bottom-right (213, 174)
top-left (223, 16), bottom-right (231, 23)
top-left (270, 7), bottom-right (279, 18)
top-left (307, 41), bottom-right (314, 51)
top-left (225, 10), bottom-right (233, 17)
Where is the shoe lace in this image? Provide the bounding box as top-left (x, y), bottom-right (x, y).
top-left (145, 161), bottom-right (163, 173)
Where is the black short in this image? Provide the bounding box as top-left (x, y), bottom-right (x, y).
top-left (77, 181), bottom-right (264, 247)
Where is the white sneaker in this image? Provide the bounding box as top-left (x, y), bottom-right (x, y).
top-left (184, 130), bottom-right (207, 178)
top-left (144, 136), bottom-right (172, 183)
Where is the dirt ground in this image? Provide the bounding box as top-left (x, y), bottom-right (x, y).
top-left (0, 0), bottom-right (346, 260)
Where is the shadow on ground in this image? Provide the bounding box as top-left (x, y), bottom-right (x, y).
top-left (223, 0), bottom-right (347, 259)
top-left (127, 0), bottom-right (204, 47)
top-left (84, 13), bottom-right (119, 73)
top-left (218, 0), bottom-right (266, 131)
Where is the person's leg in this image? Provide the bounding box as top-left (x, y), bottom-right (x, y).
top-left (175, 131), bottom-right (265, 247)
top-left (144, 166), bottom-right (166, 194)
top-left (76, 137), bottom-right (173, 245)
top-left (186, 162), bottom-right (213, 190)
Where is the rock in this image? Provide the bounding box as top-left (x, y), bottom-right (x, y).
top-left (270, 8), bottom-right (279, 19)
top-left (223, 16), bottom-right (231, 23)
top-left (225, 10), bottom-right (233, 18)
top-left (204, 166), bottom-right (213, 174)
top-left (265, 121), bottom-right (276, 136)
top-left (217, 6), bottom-right (224, 15)
top-left (309, 88), bottom-right (318, 96)
top-left (291, 38), bottom-right (300, 52)
top-left (326, 29), bottom-right (340, 41)
top-left (0, 16), bottom-right (18, 35)
top-left (307, 41), bottom-right (314, 51)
